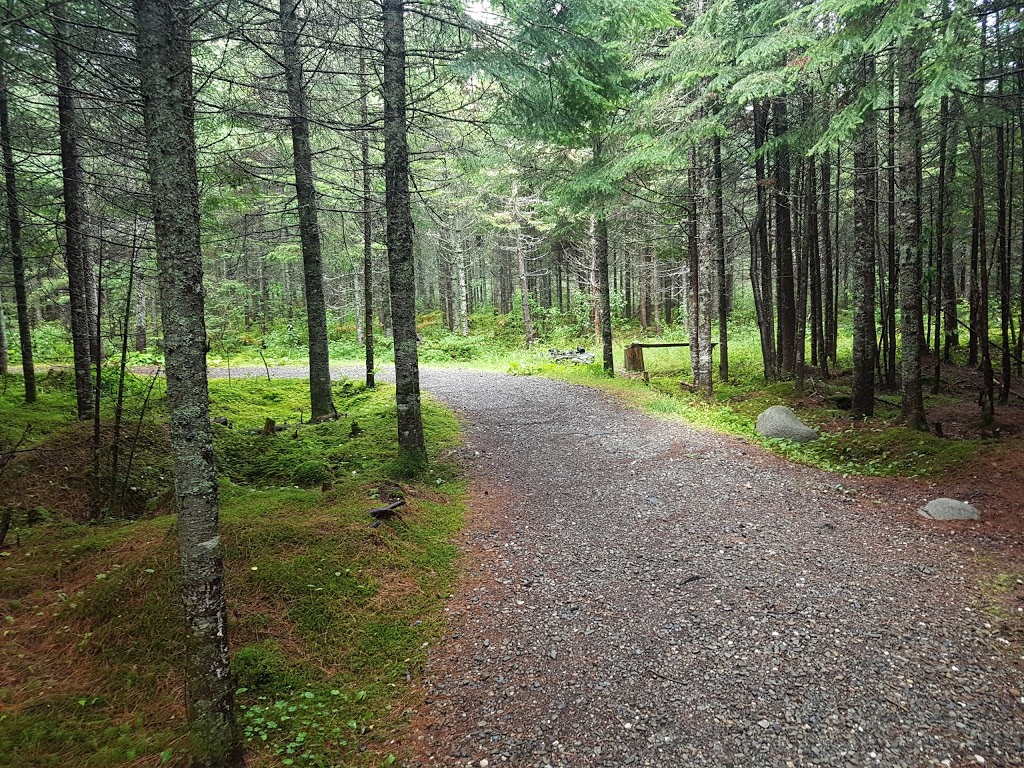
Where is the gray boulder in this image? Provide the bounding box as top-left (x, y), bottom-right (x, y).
top-left (918, 498), bottom-right (980, 521)
top-left (756, 405), bottom-right (819, 443)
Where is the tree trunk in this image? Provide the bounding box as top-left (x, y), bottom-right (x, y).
top-left (713, 135), bottom-right (728, 381)
top-left (382, 0), bottom-right (426, 467)
top-left (280, 0), bottom-right (335, 418)
top-left (134, 1), bottom-right (242, 764)
top-left (996, 73), bottom-right (1010, 404)
top-left (851, 56), bottom-right (878, 418)
top-left (884, 64), bottom-right (898, 387)
top-left (0, 60), bottom-right (35, 401)
top-left (820, 152), bottom-right (835, 369)
top-left (942, 115), bottom-right (960, 360)
top-left (595, 217), bottom-right (614, 373)
top-left (752, 100), bottom-right (776, 379)
top-left (53, 15), bottom-right (93, 418)
top-left (933, 96), bottom-right (950, 391)
top-left (898, 40), bottom-right (926, 429)
top-left (358, 26), bottom-right (374, 388)
top-left (774, 98), bottom-right (796, 379)
top-left (456, 233), bottom-right (470, 337)
top-left (695, 146), bottom-right (714, 394)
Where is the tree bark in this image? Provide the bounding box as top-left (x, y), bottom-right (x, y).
top-left (134, 1), bottom-right (242, 764)
top-left (279, 0), bottom-right (335, 418)
top-left (382, 0), bottom-right (426, 468)
top-left (695, 146), bottom-right (714, 394)
top-left (0, 60), bottom-right (34, 401)
top-left (595, 216), bottom-right (614, 374)
top-left (773, 98), bottom-right (796, 379)
top-left (820, 152), bottom-right (835, 369)
top-left (752, 100), bottom-right (776, 379)
top-left (52, 14), bottom-right (93, 419)
top-left (852, 56), bottom-right (878, 419)
top-left (456, 231), bottom-right (470, 337)
top-left (713, 135), bottom-right (728, 381)
top-left (358, 24), bottom-right (374, 388)
top-left (898, 40), bottom-right (926, 429)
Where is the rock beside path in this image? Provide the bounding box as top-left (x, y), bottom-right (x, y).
top-left (756, 405), bottom-right (819, 443)
top-left (918, 498), bottom-right (981, 521)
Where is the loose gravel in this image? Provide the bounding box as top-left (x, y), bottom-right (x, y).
top-left (215, 365), bottom-right (1024, 767)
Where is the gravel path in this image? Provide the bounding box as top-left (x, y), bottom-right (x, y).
top-left (218, 365), bottom-right (1024, 767)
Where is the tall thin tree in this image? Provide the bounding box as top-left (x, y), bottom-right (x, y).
top-left (382, 0), bottom-right (426, 467)
top-left (134, 0), bottom-right (243, 763)
top-left (279, 0), bottom-right (335, 418)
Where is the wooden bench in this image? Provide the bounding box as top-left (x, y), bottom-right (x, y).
top-left (623, 342), bottom-right (716, 372)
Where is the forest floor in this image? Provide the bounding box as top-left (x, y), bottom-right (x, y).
top-left (220, 364), bottom-right (1024, 767)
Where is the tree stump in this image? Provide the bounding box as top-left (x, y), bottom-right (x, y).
top-left (624, 344), bottom-right (645, 372)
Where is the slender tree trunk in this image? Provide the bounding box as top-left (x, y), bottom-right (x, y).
top-left (53, 15), bottom-right (93, 418)
top-left (713, 135), bottom-right (728, 381)
top-left (280, 0), bottom-right (335, 418)
top-left (694, 146), bottom-right (714, 394)
top-left (134, 266), bottom-right (147, 352)
top-left (687, 155), bottom-right (699, 370)
top-left (0, 287), bottom-right (7, 375)
top-left (134, 1), bottom-right (242, 764)
top-left (884, 64), bottom-right (898, 387)
top-left (382, 0), bottom-right (426, 467)
top-left (0, 61), bottom-right (35, 400)
top-left (898, 40), bottom-right (926, 428)
top-left (752, 100), bottom-right (776, 379)
top-left (595, 217), bottom-right (614, 373)
top-left (820, 152), bottom-right (835, 369)
top-left (774, 98), bottom-right (796, 378)
top-left (456, 234), bottom-right (470, 337)
top-left (933, 96), bottom-right (950, 392)
top-left (359, 41), bottom-right (375, 388)
top-left (942, 117), bottom-right (960, 359)
top-left (996, 74), bottom-right (1010, 404)
top-left (852, 56), bottom-right (878, 418)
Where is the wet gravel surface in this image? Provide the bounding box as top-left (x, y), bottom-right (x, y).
top-left (217, 365), bottom-right (1024, 767)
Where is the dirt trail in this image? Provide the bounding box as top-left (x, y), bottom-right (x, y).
top-left (220, 365), bottom-right (1024, 767)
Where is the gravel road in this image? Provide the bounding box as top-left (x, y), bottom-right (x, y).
top-left (218, 365), bottom-right (1024, 767)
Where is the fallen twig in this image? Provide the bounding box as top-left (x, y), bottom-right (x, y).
top-left (369, 499), bottom-right (405, 528)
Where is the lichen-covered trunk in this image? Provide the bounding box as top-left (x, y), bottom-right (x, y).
top-left (0, 61), bottom-right (34, 400)
top-left (382, 0), bottom-right (426, 468)
top-left (515, 218), bottom-right (532, 347)
top-left (687, 158), bottom-right (699, 373)
top-left (897, 42), bottom-right (925, 429)
top-left (134, 2), bottom-right (242, 764)
top-left (279, 0), bottom-right (335, 419)
top-left (456, 234), bottom-right (470, 337)
top-left (694, 146), bottom-right (714, 394)
top-left (851, 56), bottom-right (878, 419)
top-left (53, 17), bottom-right (93, 419)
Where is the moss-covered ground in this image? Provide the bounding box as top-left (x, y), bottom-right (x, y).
top-left (0, 373), bottom-right (463, 768)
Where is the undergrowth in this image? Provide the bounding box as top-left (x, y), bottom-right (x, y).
top-left (0, 375), bottom-right (463, 768)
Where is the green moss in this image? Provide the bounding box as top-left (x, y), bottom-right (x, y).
top-left (1, 375), bottom-right (465, 768)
